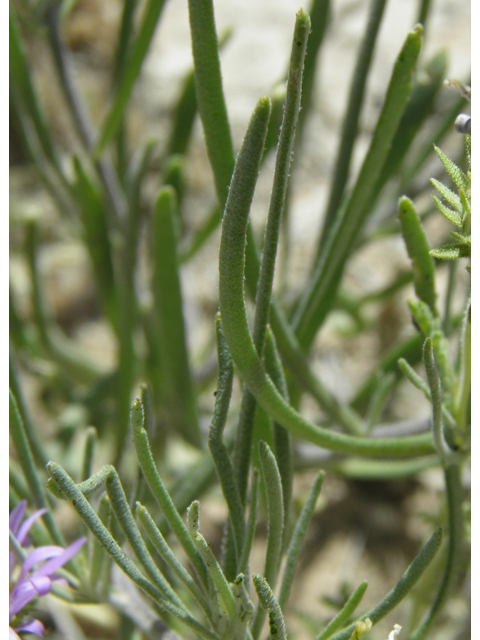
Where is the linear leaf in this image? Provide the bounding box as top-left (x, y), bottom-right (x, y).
top-left (96, 0), bottom-right (167, 153)
top-left (430, 244), bottom-right (470, 260)
top-left (433, 144), bottom-right (470, 192)
top-left (430, 178), bottom-right (462, 212)
top-left (432, 195), bottom-right (462, 227)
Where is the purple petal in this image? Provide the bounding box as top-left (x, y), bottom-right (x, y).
top-left (9, 502), bottom-right (27, 536)
top-left (10, 580), bottom-right (41, 617)
top-left (34, 537), bottom-right (86, 578)
top-left (9, 627), bottom-right (22, 640)
top-left (28, 574), bottom-right (54, 597)
top-left (16, 509), bottom-right (48, 546)
top-left (17, 546), bottom-right (65, 584)
top-left (13, 618), bottom-right (45, 636)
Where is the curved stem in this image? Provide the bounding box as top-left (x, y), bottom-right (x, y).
top-left (408, 465), bottom-right (464, 639)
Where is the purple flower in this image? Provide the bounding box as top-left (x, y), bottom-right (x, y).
top-left (9, 501), bottom-right (86, 638)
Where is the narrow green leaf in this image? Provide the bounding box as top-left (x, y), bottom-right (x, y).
top-left (187, 501), bottom-right (237, 624)
top-left (136, 503), bottom-right (211, 618)
top-left (130, 398), bottom-right (209, 591)
top-left (253, 574), bottom-right (287, 640)
top-left (314, 582), bottom-right (368, 640)
top-left (10, 9), bottom-right (66, 182)
top-left (408, 299), bottom-right (437, 337)
top-left (376, 49), bottom-right (448, 191)
top-left (46, 463), bottom-right (219, 640)
top-left (258, 441), bottom-right (284, 591)
top-left (430, 244), bottom-right (470, 260)
top-left (294, 25), bottom-right (424, 349)
top-left (432, 195), bottom-right (462, 226)
top-left (105, 468), bottom-right (186, 608)
top-left (89, 493), bottom-right (111, 593)
top-left (296, 0), bottom-right (330, 142)
top-left (217, 95), bottom-right (271, 503)
top-left (96, 0), bottom-right (167, 153)
top-left (166, 27), bottom-right (233, 159)
top-left (278, 472), bottom-right (325, 609)
top-left (409, 467), bottom-right (464, 639)
top-left (209, 315), bottom-right (245, 572)
top-left (188, 0), bottom-right (235, 205)
top-left (449, 231), bottom-right (471, 245)
top-left (72, 156), bottom-right (116, 325)
top-left (252, 8), bottom-right (310, 355)
top-left (319, 0), bottom-right (388, 245)
top-left (150, 186), bottom-right (201, 447)
top-left (398, 196), bottom-right (437, 315)
top-left (423, 338), bottom-right (463, 464)
top-left (328, 528), bottom-right (443, 640)
top-left (9, 390), bottom-right (65, 547)
top-left (232, 575), bottom-right (255, 639)
top-left (219, 150), bottom-right (434, 460)
top-left (430, 178), bottom-right (462, 212)
top-left (433, 144), bottom-right (470, 192)
top-left (239, 469), bottom-right (260, 576)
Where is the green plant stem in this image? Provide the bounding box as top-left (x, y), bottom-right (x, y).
top-left (398, 358), bottom-right (457, 431)
top-left (209, 316), bottom-right (245, 570)
top-left (294, 25), bottom-right (423, 350)
top-left (9, 86), bottom-right (74, 216)
top-left (317, 0), bottom-right (388, 251)
top-left (365, 372), bottom-right (395, 431)
top-left (314, 581), bottom-right (368, 640)
top-left (46, 462), bottom-right (219, 640)
top-left (328, 528), bottom-right (443, 640)
top-left (9, 390), bottom-right (65, 547)
top-left (278, 472), bottom-right (325, 609)
top-left (454, 300), bottom-right (470, 432)
top-left (423, 338), bottom-right (464, 464)
top-left (408, 466), bottom-right (464, 640)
